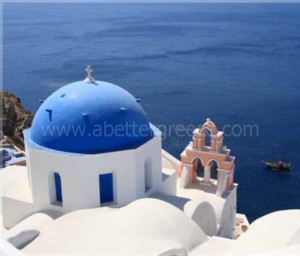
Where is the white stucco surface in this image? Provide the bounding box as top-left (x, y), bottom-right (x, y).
top-left (236, 244), bottom-right (300, 256)
top-left (189, 236), bottom-right (234, 255)
top-left (2, 135), bottom-right (171, 228)
top-left (176, 178), bottom-right (237, 238)
top-left (184, 201), bottom-right (217, 236)
top-left (1, 204), bottom-right (300, 256)
top-left (23, 198), bottom-right (208, 256)
top-left (0, 237), bottom-right (26, 256)
top-left (3, 213), bottom-right (53, 241)
top-left (0, 166), bottom-right (29, 213)
top-left (151, 193), bottom-right (218, 236)
top-left (228, 210), bottom-right (300, 255)
top-left (0, 215), bottom-right (5, 235)
top-left (0, 166), bottom-right (29, 232)
top-left (176, 179), bottom-right (225, 221)
top-left (161, 149), bottom-right (181, 171)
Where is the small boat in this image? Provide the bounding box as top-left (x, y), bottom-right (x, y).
top-left (261, 161), bottom-right (291, 171)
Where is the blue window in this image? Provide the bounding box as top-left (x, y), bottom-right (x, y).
top-left (54, 172), bottom-right (62, 202)
top-left (99, 173), bottom-right (114, 204)
top-left (145, 159), bottom-right (152, 192)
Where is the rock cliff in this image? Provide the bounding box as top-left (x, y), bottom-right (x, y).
top-left (0, 91), bottom-right (33, 149)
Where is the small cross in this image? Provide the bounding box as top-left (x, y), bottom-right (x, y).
top-left (84, 65), bottom-right (95, 83)
top-left (85, 65), bottom-right (93, 78)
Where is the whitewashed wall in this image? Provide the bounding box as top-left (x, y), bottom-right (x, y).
top-left (3, 135), bottom-right (172, 228)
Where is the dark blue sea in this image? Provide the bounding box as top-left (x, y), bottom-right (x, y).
top-left (3, 3), bottom-right (300, 222)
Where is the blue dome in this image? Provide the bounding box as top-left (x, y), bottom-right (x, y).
top-left (31, 80), bottom-right (154, 154)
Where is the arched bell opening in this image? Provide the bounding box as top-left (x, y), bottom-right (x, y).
top-left (204, 129), bottom-right (212, 147)
top-left (192, 158), bottom-right (204, 178)
top-left (208, 160), bottom-right (219, 180)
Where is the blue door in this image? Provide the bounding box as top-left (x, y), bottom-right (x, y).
top-left (99, 173), bottom-right (114, 204)
top-left (54, 172), bottom-right (62, 202)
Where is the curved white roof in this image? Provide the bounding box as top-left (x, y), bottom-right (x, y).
top-left (229, 210), bottom-right (300, 254)
top-left (0, 238), bottom-right (25, 256)
top-left (24, 198), bottom-right (208, 256)
top-left (184, 201), bottom-right (217, 236)
top-left (176, 183), bottom-right (225, 222)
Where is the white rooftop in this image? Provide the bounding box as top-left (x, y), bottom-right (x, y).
top-left (23, 198), bottom-right (208, 256)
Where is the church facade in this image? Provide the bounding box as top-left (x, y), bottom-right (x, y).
top-left (2, 67), bottom-right (237, 239)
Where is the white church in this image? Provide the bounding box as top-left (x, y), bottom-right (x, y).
top-left (1, 67), bottom-right (300, 256)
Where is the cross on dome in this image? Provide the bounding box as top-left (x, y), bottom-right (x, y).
top-left (84, 65), bottom-right (95, 83)
top-left (86, 65), bottom-right (93, 77)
